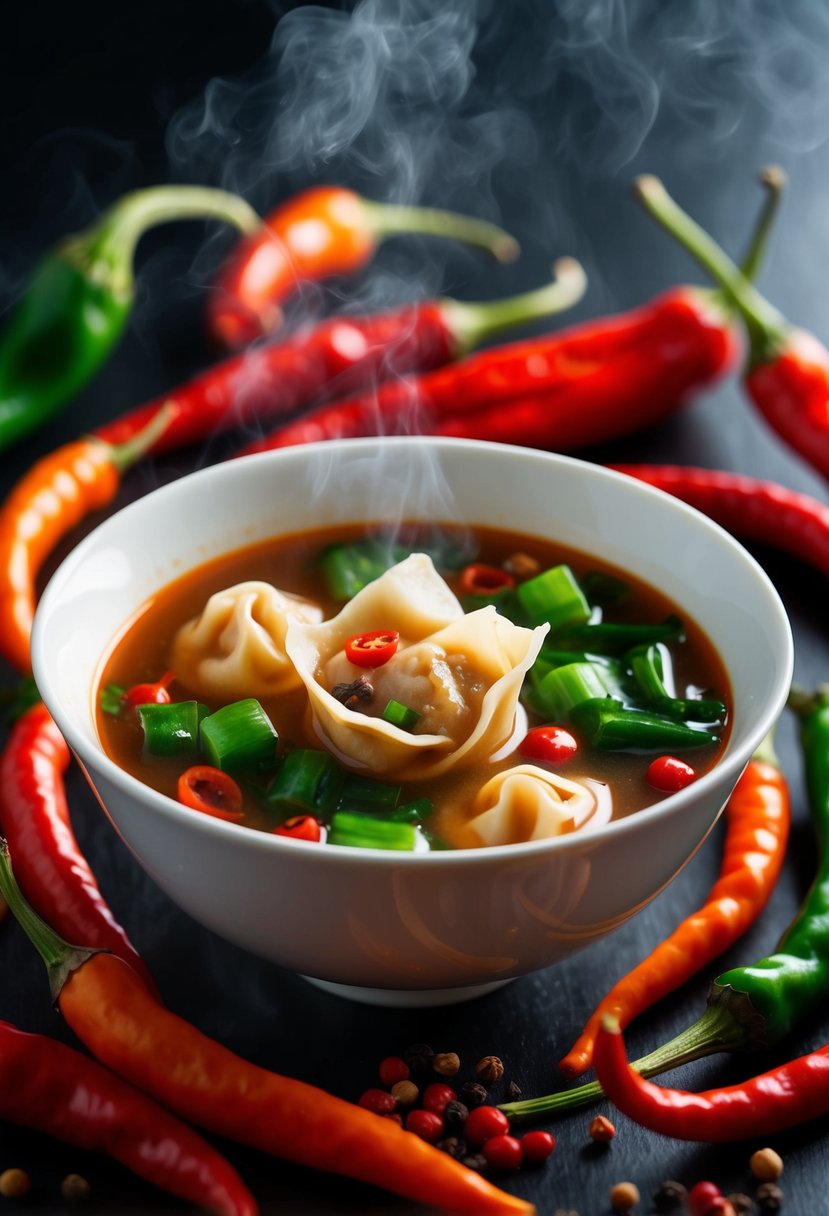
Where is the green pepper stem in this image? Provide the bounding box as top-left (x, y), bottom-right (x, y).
top-left (439, 258), bottom-right (587, 357)
top-left (104, 402), bottom-right (176, 473)
top-left (739, 166), bottom-right (786, 283)
top-left (633, 174), bottom-right (790, 368)
top-left (0, 839), bottom-right (96, 1003)
top-left (500, 1003), bottom-right (747, 1125)
top-left (788, 684), bottom-right (829, 719)
top-left (360, 199), bottom-right (520, 264)
top-left (62, 186), bottom-right (263, 300)
top-left (752, 724), bottom-right (780, 768)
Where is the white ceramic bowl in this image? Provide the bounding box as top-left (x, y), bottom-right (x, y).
top-left (32, 439), bottom-right (793, 1006)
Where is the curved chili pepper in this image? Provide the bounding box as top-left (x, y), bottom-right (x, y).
top-left (0, 1019), bottom-right (257, 1215)
top-left (609, 464), bottom-right (829, 579)
top-left (503, 688), bottom-right (829, 1125)
top-left (634, 171), bottom-right (829, 486)
top-left (240, 286), bottom-right (738, 454)
top-left (558, 732), bottom-right (790, 1079)
top-left (208, 184), bottom-right (520, 347)
top-left (0, 186), bottom-right (260, 453)
top-left (0, 845), bottom-right (533, 1216)
top-left (95, 261), bottom-right (586, 456)
top-left (0, 408), bottom-right (169, 675)
top-left (593, 1015), bottom-right (829, 1142)
top-left (0, 702), bottom-right (156, 992)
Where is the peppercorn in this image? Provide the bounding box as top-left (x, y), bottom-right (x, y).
top-left (755, 1183), bottom-right (783, 1214)
top-left (475, 1055), bottom-right (505, 1085)
top-left (653, 1181), bottom-right (688, 1212)
top-left (504, 552), bottom-right (541, 579)
top-left (378, 1055), bottom-right (409, 1087)
top-left (443, 1099), bottom-right (469, 1131)
top-left (689, 1181), bottom-right (723, 1216)
top-left (610, 1181), bottom-right (640, 1212)
top-left (588, 1114), bottom-right (616, 1142)
top-left (505, 1079), bottom-right (522, 1101)
top-left (750, 1149), bottom-right (784, 1183)
top-left (357, 1087), bottom-right (396, 1115)
top-left (61, 1174), bottom-right (91, 1203)
top-left (483, 1133), bottom-right (523, 1172)
top-left (390, 1079), bottom-right (419, 1106)
top-left (436, 1136), bottom-right (465, 1158)
top-left (521, 1129), bottom-right (556, 1165)
top-left (460, 1080), bottom-right (488, 1108)
top-left (706, 1200), bottom-right (737, 1216)
top-left (422, 1082), bottom-right (456, 1114)
top-left (405, 1108), bottom-right (443, 1143)
top-left (403, 1042), bottom-right (435, 1074)
top-left (460, 1153), bottom-right (488, 1173)
top-left (728, 1196), bottom-right (755, 1216)
top-left (0, 1169), bottom-right (31, 1199)
top-left (433, 1052), bottom-right (461, 1077)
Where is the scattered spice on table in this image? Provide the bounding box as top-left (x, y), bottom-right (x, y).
top-left (0, 1168), bottom-right (31, 1199)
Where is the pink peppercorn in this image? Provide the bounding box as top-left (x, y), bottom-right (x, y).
top-left (689, 1181), bottom-right (723, 1216)
top-left (464, 1105), bottom-right (510, 1147)
top-left (521, 1130), bottom-right (556, 1164)
top-left (421, 1082), bottom-right (457, 1114)
top-left (483, 1134), bottom-right (523, 1171)
top-left (358, 1088), bottom-right (396, 1115)
top-left (406, 1109), bottom-right (444, 1143)
top-left (379, 1056), bottom-right (409, 1087)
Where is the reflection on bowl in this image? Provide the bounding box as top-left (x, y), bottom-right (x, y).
top-left (31, 439), bottom-right (793, 1006)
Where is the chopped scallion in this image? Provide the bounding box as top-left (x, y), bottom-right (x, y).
top-left (265, 749), bottom-right (345, 817)
top-left (100, 683), bottom-right (126, 716)
top-left (569, 697), bottom-right (720, 751)
top-left (137, 701), bottom-right (207, 757)
top-left (390, 797), bottom-right (433, 823)
top-left (337, 776), bottom-right (401, 814)
top-left (515, 564), bottom-right (591, 631)
top-left (328, 811), bottom-right (419, 851)
top-left (199, 699), bottom-right (278, 771)
top-left (557, 615), bottom-right (685, 655)
top-left (382, 699), bottom-right (421, 731)
top-left (530, 661), bottom-right (611, 721)
top-left (629, 644), bottom-right (726, 724)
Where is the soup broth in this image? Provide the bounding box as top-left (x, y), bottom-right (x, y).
top-left (97, 522), bottom-right (730, 850)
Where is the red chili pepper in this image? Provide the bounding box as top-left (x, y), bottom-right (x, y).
top-left (609, 464), bottom-right (829, 578)
top-left (96, 263), bottom-right (586, 457)
top-left (122, 670), bottom-right (176, 709)
top-left (344, 630), bottom-right (400, 668)
top-left (239, 286), bottom-right (738, 454)
top-left (558, 735), bottom-right (790, 1080)
top-left (634, 170), bottom-right (829, 486)
top-left (0, 702), bottom-right (156, 993)
top-left (273, 814), bottom-right (322, 842)
top-left (0, 850), bottom-right (533, 1216)
top-left (178, 766), bottom-right (244, 822)
top-left (207, 185), bottom-right (520, 347)
top-left (0, 409), bottom-right (170, 675)
top-left (593, 1013), bottom-right (829, 1142)
top-left (0, 1019), bottom-right (257, 1215)
top-left (459, 564), bottom-right (516, 597)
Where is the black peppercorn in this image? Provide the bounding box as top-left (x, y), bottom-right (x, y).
top-left (443, 1100), bottom-right (469, 1131)
top-left (461, 1153), bottom-right (488, 1173)
top-left (436, 1136), bottom-right (465, 1158)
top-left (402, 1042), bottom-right (435, 1074)
top-left (755, 1183), bottom-right (784, 1214)
top-left (653, 1180), bottom-right (688, 1212)
top-left (460, 1081), bottom-right (488, 1108)
top-left (728, 1195), bottom-right (755, 1216)
top-left (505, 1079), bottom-right (522, 1101)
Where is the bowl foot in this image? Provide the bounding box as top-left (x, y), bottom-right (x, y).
top-left (301, 975), bottom-right (513, 1007)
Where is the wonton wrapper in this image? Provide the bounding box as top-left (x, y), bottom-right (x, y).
top-left (461, 765), bottom-right (596, 847)
top-left (171, 580), bottom-right (323, 701)
top-left (284, 554), bottom-right (548, 779)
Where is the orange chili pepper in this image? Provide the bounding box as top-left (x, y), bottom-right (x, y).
top-left (558, 732), bottom-right (790, 1079)
top-left (0, 409), bottom-right (169, 674)
top-left (0, 843), bottom-right (533, 1216)
top-left (208, 184), bottom-right (519, 348)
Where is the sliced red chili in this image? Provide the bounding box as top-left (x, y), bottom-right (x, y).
top-left (519, 726), bottom-right (578, 765)
top-left (459, 563), bottom-right (516, 597)
top-left (273, 815), bottom-right (322, 842)
top-left (344, 630), bottom-right (399, 668)
top-left (177, 766), bottom-right (244, 822)
top-left (122, 670), bottom-right (176, 709)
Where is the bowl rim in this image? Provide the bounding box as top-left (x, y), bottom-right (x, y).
top-left (32, 437), bottom-right (795, 867)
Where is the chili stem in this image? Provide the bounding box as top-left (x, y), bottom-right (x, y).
top-left (0, 840), bottom-right (95, 1003)
top-left (442, 258), bottom-right (587, 356)
top-left (633, 174), bottom-right (789, 364)
top-left (500, 1003), bottom-right (747, 1124)
top-left (739, 166), bottom-right (786, 282)
top-left (360, 199), bottom-right (520, 264)
top-left (106, 401), bottom-right (174, 472)
top-left (62, 186), bottom-right (263, 298)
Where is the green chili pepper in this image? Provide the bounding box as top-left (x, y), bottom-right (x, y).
top-left (569, 697), bottom-right (720, 752)
top-left (628, 643), bottom-right (727, 724)
top-left (502, 689), bottom-right (826, 1125)
top-left (0, 186), bottom-right (261, 452)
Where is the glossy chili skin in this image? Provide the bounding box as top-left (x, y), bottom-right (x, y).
top-left (593, 1016), bottom-right (829, 1142)
top-left (0, 703), bottom-right (156, 992)
top-left (559, 748), bottom-right (790, 1079)
top-left (611, 464), bottom-right (829, 578)
top-left (746, 328), bottom-right (829, 484)
top-left (241, 287), bottom-right (738, 454)
top-left (0, 186), bottom-right (260, 453)
top-left (0, 1019), bottom-right (257, 1215)
top-left (208, 184), bottom-right (517, 347)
